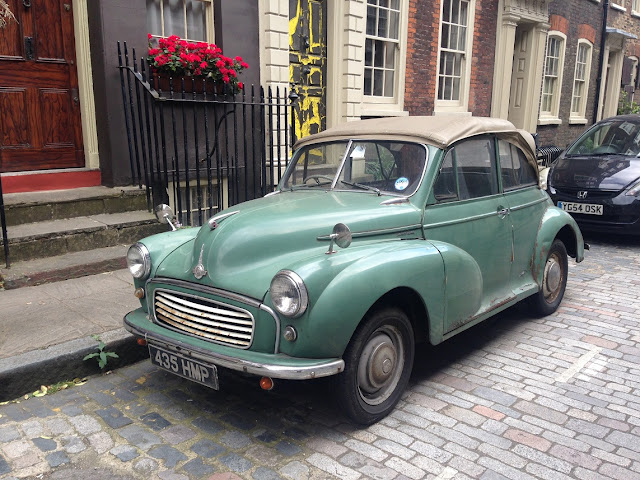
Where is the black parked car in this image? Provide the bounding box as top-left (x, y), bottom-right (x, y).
top-left (547, 114), bottom-right (640, 234)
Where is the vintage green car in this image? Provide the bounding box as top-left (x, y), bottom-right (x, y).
top-left (124, 116), bottom-right (585, 424)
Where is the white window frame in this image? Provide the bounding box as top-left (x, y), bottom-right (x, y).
top-left (633, 0), bottom-right (640, 14)
top-left (362, 0), bottom-right (410, 116)
top-left (570, 39), bottom-right (593, 124)
top-left (611, 0), bottom-right (626, 10)
top-left (434, 0), bottom-right (476, 114)
top-left (148, 0), bottom-right (215, 43)
top-left (630, 56), bottom-right (639, 100)
top-left (539, 31), bottom-right (566, 125)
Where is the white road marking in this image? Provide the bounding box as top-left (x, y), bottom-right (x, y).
top-left (555, 347), bottom-right (602, 383)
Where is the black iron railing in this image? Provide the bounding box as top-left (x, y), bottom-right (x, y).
top-left (118, 42), bottom-right (297, 227)
top-left (0, 173), bottom-right (9, 268)
top-left (537, 145), bottom-right (563, 167)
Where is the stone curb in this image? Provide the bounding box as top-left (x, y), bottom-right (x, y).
top-left (0, 327), bottom-right (148, 402)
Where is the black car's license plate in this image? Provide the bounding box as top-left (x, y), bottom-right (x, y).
top-left (149, 345), bottom-right (219, 389)
top-left (557, 201), bottom-right (603, 215)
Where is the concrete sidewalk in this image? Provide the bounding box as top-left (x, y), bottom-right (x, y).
top-left (0, 269), bottom-right (148, 401)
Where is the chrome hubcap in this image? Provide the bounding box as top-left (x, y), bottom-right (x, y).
top-left (543, 253), bottom-right (563, 302)
top-left (357, 327), bottom-right (404, 406)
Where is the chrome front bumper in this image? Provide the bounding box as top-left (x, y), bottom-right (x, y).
top-left (124, 313), bottom-right (345, 380)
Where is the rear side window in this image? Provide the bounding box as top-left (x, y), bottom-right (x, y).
top-left (498, 140), bottom-right (537, 190)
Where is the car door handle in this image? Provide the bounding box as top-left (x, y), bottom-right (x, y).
top-left (497, 207), bottom-right (509, 218)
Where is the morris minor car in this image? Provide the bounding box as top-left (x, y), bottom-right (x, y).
top-left (124, 116), bottom-right (585, 425)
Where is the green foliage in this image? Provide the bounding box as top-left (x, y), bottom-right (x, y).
top-left (618, 90), bottom-right (640, 115)
top-left (83, 334), bottom-right (119, 370)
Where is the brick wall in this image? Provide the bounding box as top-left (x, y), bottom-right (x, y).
top-left (607, 5), bottom-right (640, 97)
top-left (404, 0), bottom-right (497, 117)
top-left (404, 0), bottom-right (439, 115)
top-left (536, 1), bottom-right (603, 148)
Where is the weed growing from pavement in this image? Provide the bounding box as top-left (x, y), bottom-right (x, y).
top-left (83, 334), bottom-right (119, 370)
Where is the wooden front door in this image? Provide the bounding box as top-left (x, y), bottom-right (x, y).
top-left (0, 0), bottom-right (84, 172)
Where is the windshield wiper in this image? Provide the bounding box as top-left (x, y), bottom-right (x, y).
top-left (340, 180), bottom-right (381, 195)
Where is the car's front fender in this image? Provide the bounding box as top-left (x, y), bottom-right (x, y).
top-left (273, 240), bottom-right (446, 358)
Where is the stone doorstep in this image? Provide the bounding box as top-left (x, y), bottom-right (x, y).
top-left (3, 186), bottom-right (150, 227)
top-left (0, 245), bottom-right (129, 290)
top-left (1, 214), bottom-right (165, 264)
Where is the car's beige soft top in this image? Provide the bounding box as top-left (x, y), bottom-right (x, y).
top-left (294, 115), bottom-right (538, 172)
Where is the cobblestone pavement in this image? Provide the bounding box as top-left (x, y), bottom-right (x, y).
top-left (1, 234), bottom-right (640, 480)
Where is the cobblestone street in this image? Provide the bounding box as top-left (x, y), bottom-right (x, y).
top-left (1, 234), bottom-right (640, 480)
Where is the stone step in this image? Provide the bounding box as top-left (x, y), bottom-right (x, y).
top-left (1, 211), bottom-right (165, 264)
top-left (0, 245), bottom-right (131, 290)
top-left (2, 186), bottom-right (150, 227)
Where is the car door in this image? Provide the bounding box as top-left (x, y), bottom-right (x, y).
top-left (497, 138), bottom-right (548, 293)
top-left (424, 135), bottom-right (514, 334)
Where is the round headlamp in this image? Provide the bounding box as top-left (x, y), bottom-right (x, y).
top-left (270, 270), bottom-right (309, 318)
top-left (127, 243), bottom-right (151, 279)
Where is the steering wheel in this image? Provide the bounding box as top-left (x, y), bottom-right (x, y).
top-left (303, 175), bottom-right (334, 185)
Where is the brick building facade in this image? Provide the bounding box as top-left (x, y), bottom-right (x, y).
top-left (535, 2), bottom-right (603, 148)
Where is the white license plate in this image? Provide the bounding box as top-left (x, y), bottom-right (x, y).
top-left (149, 345), bottom-right (219, 389)
top-left (557, 201), bottom-right (603, 215)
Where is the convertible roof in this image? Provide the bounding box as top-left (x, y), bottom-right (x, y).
top-left (294, 115), bottom-right (538, 168)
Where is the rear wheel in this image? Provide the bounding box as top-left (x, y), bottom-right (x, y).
top-left (527, 239), bottom-right (568, 317)
top-left (333, 307), bottom-right (414, 425)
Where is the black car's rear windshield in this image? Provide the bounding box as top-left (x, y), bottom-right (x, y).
top-left (566, 119), bottom-right (640, 157)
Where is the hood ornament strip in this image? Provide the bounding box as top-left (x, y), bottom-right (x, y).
top-left (208, 211), bottom-right (239, 230)
top-left (192, 244), bottom-right (208, 280)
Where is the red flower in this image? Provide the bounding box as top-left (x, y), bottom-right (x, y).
top-left (147, 33), bottom-right (248, 93)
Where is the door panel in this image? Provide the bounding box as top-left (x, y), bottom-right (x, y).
top-left (0, 89), bottom-right (29, 147)
top-left (504, 188), bottom-right (548, 292)
top-left (425, 197), bottom-right (514, 333)
top-left (0, 0), bottom-right (83, 172)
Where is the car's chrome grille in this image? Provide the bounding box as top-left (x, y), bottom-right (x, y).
top-left (153, 290), bottom-right (254, 348)
top-left (553, 187), bottom-right (620, 200)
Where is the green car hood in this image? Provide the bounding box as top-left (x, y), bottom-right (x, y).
top-left (154, 191), bottom-right (423, 299)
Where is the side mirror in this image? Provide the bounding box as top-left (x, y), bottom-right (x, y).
top-left (326, 223), bottom-right (352, 254)
top-left (154, 204), bottom-right (178, 231)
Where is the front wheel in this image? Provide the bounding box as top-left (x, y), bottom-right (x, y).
top-left (527, 239), bottom-right (568, 317)
top-left (333, 307), bottom-right (414, 425)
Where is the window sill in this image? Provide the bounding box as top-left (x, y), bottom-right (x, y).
top-left (611, 3), bottom-right (626, 12)
top-left (538, 117), bottom-right (563, 126)
top-left (433, 110), bottom-right (472, 117)
top-left (361, 106), bottom-right (409, 117)
top-left (569, 117), bottom-right (588, 125)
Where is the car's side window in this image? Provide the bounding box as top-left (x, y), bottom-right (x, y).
top-left (433, 150), bottom-right (458, 202)
top-left (498, 139), bottom-right (537, 190)
top-left (454, 136), bottom-right (498, 200)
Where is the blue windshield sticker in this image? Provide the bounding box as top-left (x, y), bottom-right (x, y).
top-left (395, 177), bottom-right (409, 191)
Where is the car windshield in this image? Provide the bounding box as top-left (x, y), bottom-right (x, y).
top-left (280, 140), bottom-right (431, 196)
top-left (566, 119), bottom-right (640, 157)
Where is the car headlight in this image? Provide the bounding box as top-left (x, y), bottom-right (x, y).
top-left (127, 243), bottom-right (151, 279)
top-left (626, 179), bottom-right (640, 196)
top-left (270, 270), bottom-right (309, 318)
